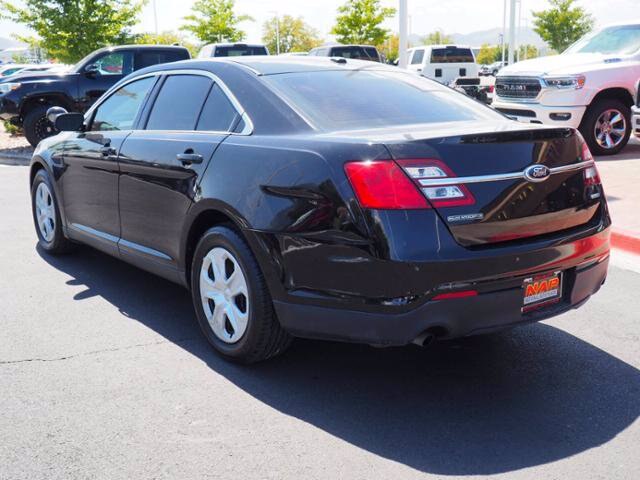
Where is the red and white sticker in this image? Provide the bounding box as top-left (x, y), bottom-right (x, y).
top-left (523, 271), bottom-right (562, 309)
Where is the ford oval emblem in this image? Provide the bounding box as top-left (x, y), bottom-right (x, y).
top-left (524, 165), bottom-right (551, 182)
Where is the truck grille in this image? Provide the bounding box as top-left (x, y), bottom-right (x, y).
top-left (495, 77), bottom-right (542, 100)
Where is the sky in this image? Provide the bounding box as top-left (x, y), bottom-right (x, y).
top-left (1, 0), bottom-right (639, 45)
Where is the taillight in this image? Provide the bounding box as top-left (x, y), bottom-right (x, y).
top-left (581, 142), bottom-right (601, 187)
top-left (396, 159), bottom-right (476, 207)
top-left (343, 160), bottom-right (430, 209)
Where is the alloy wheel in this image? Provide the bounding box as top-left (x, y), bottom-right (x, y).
top-left (594, 108), bottom-right (627, 150)
top-left (35, 182), bottom-right (56, 242)
top-left (199, 247), bottom-right (249, 343)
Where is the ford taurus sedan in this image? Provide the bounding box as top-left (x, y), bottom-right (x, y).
top-left (30, 57), bottom-right (611, 363)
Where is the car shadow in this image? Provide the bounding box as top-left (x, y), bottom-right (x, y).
top-left (37, 244), bottom-right (640, 476)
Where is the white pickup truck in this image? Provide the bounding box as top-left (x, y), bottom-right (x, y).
top-left (493, 22), bottom-right (640, 155)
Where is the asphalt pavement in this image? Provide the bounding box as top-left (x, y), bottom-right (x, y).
top-left (1, 164), bottom-right (639, 480)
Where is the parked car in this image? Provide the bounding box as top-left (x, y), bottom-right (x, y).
top-left (407, 45), bottom-right (480, 84)
top-left (31, 57), bottom-right (610, 363)
top-left (197, 43), bottom-right (269, 58)
top-left (0, 64), bottom-right (38, 77)
top-left (493, 21), bottom-right (640, 156)
top-left (308, 45), bottom-right (384, 62)
top-left (480, 61), bottom-right (508, 76)
top-left (0, 44), bottom-right (190, 146)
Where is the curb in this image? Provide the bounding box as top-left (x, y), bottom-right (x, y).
top-left (611, 229), bottom-right (640, 256)
top-left (0, 154), bottom-right (30, 166)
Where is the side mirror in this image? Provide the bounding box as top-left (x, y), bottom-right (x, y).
top-left (54, 112), bottom-right (85, 132)
top-left (46, 106), bottom-right (68, 124)
top-left (84, 63), bottom-right (100, 77)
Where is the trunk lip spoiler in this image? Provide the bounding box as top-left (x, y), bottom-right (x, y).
top-left (417, 160), bottom-right (595, 187)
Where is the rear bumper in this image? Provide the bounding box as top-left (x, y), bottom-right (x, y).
top-left (274, 254), bottom-right (609, 345)
top-left (492, 100), bottom-right (585, 129)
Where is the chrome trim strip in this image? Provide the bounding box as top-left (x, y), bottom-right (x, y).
top-left (417, 160), bottom-right (595, 187)
top-left (84, 68), bottom-right (254, 136)
top-left (70, 223), bottom-right (172, 260)
top-left (70, 223), bottom-right (119, 243)
top-left (119, 239), bottom-right (172, 261)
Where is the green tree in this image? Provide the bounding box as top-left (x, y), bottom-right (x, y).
top-left (331, 0), bottom-right (396, 46)
top-left (532, 0), bottom-right (593, 52)
top-left (134, 31), bottom-right (199, 58)
top-left (262, 15), bottom-right (323, 54)
top-left (423, 30), bottom-right (454, 45)
top-left (0, 0), bottom-right (145, 64)
top-left (181, 0), bottom-right (252, 44)
top-left (518, 44), bottom-right (539, 60)
top-left (476, 43), bottom-right (500, 64)
top-left (377, 33), bottom-right (399, 62)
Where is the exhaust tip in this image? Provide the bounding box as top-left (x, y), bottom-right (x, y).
top-left (412, 332), bottom-right (435, 347)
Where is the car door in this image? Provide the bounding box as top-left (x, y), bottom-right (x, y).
top-left (77, 50), bottom-right (134, 112)
top-left (117, 72), bottom-right (242, 275)
top-left (62, 75), bottom-right (157, 255)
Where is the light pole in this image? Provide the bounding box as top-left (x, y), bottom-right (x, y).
top-left (398, 0), bottom-right (408, 68)
top-left (269, 11), bottom-right (280, 55)
top-left (507, 0), bottom-right (516, 65)
top-left (152, 0), bottom-right (159, 35)
top-left (501, 0), bottom-right (507, 64)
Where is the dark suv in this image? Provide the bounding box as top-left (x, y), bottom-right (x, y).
top-left (0, 44), bottom-right (190, 146)
top-left (309, 45), bottom-right (384, 62)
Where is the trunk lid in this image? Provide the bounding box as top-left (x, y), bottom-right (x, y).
top-left (381, 123), bottom-right (602, 247)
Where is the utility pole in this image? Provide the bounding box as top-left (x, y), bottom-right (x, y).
top-left (152, 0), bottom-right (158, 35)
top-left (399, 0), bottom-right (408, 68)
top-left (507, 0), bottom-right (516, 65)
top-left (501, 0), bottom-right (507, 64)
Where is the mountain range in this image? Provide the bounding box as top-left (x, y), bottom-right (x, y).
top-left (409, 27), bottom-right (547, 49)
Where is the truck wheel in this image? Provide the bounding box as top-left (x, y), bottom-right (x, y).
top-left (579, 99), bottom-right (631, 156)
top-left (23, 105), bottom-right (59, 147)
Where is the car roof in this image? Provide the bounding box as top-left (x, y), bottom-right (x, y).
top-left (135, 56), bottom-right (397, 77)
top-left (205, 43), bottom-right (267, 48)
top-left (91, 44), bottom-right (190, 55)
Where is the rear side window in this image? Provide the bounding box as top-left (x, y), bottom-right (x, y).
top-left (146, 75), bottom-right (212, 131)
top-left (91, 76), bottom-right (155, 131)
top-left (364, 47), bottom-right (379, 61)
top-left (213, 46), bottom-right (268, 57)
top-left (410, 49), bottom-right (425, 64)
top-left (430, 47), bottom-right (474, 63)
top-left (135, 50), bottom-right (188, 69)
top-left (264, 70), bottom-right (500, 131)
top-left (196, 84), bottom-right (239, 132)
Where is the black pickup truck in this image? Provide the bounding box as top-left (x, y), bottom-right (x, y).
top-left (0, 44), bottom-right (190, 146)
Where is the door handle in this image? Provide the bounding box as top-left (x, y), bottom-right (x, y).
top-left (100, 146), bottom-right (116, 157)
top-left (177, 152), bottom-right (203, 165)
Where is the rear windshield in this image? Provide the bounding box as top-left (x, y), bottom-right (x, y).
top-left (214, 46), bottom-right (268, 57)
top-left (264, 69), bottom-right (500, 131)
top-left (331, 46), bottom-right (378, 61)
top-left (430, 47), bottom-right (474, 63)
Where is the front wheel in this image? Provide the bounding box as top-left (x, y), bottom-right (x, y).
top-left (190, 226), bottom-right (292, 363)
top-left (579, 99), bottom-right (631, 156)
top-left (31, 169), bottom-right (75, 254)
top-left (23, 105), bottom-right (59, 147)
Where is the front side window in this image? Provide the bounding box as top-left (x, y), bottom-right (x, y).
top-left (565, 25), bottom-right (640, 55)
top-left (146, 75), bottom-right (212, 131)
top-left (90, 76), bottom-right (155, 131)
top-left (92, 51), bottom-right (134, 76)
top-left (264, 70), bottom-right (501, 131)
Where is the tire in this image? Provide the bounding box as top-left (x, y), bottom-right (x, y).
top-left (190, 226), bottom-right (292, 363)
top-left (579, 98), bottom-right (631, 156)
top-left (31, 169), bottom-right (75, 254)
top-left (23, 105), bottom-right (58, 147)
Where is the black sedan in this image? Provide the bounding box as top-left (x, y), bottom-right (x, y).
top-left (30, 57), bottom-right (611, 363)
